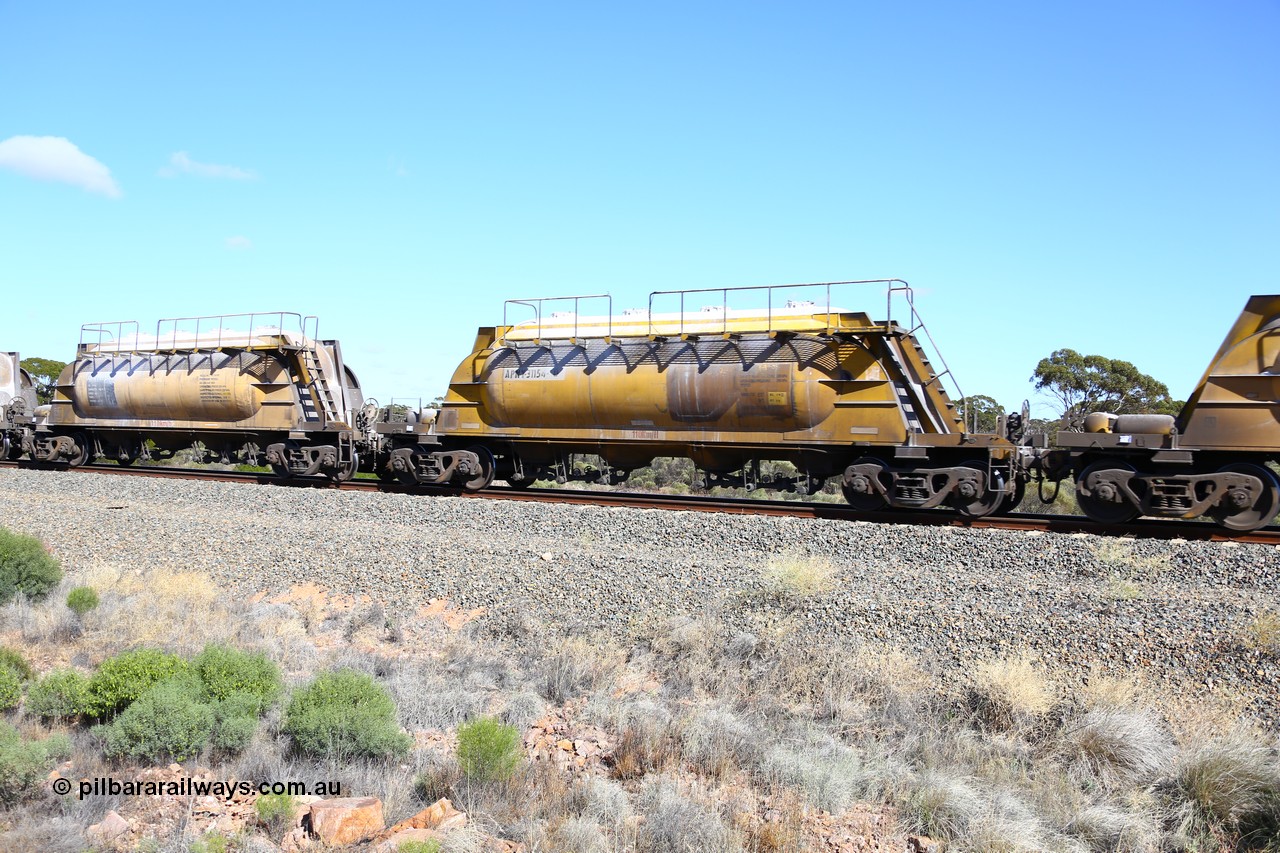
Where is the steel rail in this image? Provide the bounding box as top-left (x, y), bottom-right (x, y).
top-left (2, 460), bottom-right (1277, 545)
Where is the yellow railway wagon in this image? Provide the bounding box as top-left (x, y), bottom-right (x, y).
top-left (1053, 294), bottom-right (1280, 530)
top-left (389, 280), bottom-right (1028, 517)
top-left (36, 312), bottom-right (366, 480)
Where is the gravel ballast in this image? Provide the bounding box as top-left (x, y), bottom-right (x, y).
top-left (2, 467), bottom-right (1277, 725)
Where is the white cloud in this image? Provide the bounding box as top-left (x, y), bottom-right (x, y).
top-left (225, 235), bottom-right (253, 250)
top-left (0, 135), bottom-right (122, 198)
top-left (160, 151), bottom-right (257, 180)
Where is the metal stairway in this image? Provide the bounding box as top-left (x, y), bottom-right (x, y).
top-left (297, 347), bottom-right (340, 425)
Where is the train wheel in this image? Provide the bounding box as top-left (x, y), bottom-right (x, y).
top-left (67, 432), bottom-right (92, 467)
top-left (269, 440), bottom-right (298, 479)
top-left (951, 459), bottom-right (1005, 519)
top-left (1208, 463), bottom-right (1280, 531)
top-left (1075, 461), bottom-right (1140, 524)
top-left (270, 463), bottom-right (292, 479)
top-left (994, 478), bottom-right (1026, 516)
top-left (333, 451), bottom-right (359, 483)
top-left (462, 445), bottom-right (495, 492)
top-left (376, 466), bottom-right (398, 483)
top-left (841, 457), bottom-right (889, 511)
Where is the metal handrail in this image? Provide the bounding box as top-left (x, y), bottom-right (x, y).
top-left (885, 285), bottom-right (967, 428)
top-left (498, 294), bottom-right (612, 347)
top-left (152, 311), bottom-right (311, 351)
top-left (647, 278), bottom-right (905, 338)
top-left (79, 321), bottom-right (140, 352)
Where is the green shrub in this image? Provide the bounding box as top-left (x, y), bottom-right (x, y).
top-left (0, 648), bottom-right (30, 714)
top-left (0, 528), bottom-right (61, 604)
top-left (397, 841), bottom-right (442, 853)
top-left (284, 669), bottom-right (411, 760)
top-left (189, 832), bottom-right (231, 853)
top-left (66, 585), bottom-right (99, 616)
top-left (456, 715), bottom-right (522, 783)
top-left (103, 678), bottom-right (214, 762)
top-left (0, 722), bottom-right (70, 804)
top-left (25, 669), bottom-right (91, 720)
top-left (43, 732), bottom-right (70, 760)
top-left (212, 713), bottom-right (257, 754)
top-left (193, 644), bottom-right (282, 710)
top-left (87, 648), bottom-right (188, 718)
top-left (211, 693), bottom-right (261, 754)
top-left (0, 646), bottom-right (33, 682)
top-left (255, 792), bottom-right (297, 838)
top-left (0, 668), bottom-right (20, 711)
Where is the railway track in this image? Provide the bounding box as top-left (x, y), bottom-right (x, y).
top-left (3, 459), bottom-right (1278, 545)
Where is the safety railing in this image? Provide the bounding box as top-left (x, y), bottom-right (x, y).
top-left (79, 312), bottom-right (319, 353)
top-left (153, 312), bottom-right (318, 351)
top-left (79, 321), bottom-right (141, 352)
top-left (645, 279), bottom-right (900, 339)
top-left (885, 284), bottom-right (968, 428)
top-left (498, 295), bottom-right (612, 347)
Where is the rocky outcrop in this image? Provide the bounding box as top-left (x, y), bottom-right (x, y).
top-left (308, 796), bottom-right (385, 846)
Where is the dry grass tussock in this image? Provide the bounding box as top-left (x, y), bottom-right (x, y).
top-left (1104, 574), bottom-right (1145, 601)
top-left (537, 633), bottom-right (624, 703)
top-left (1165, 732), bottom-right (1280, 847)
top-left (636, 775), bottom-right (736, 853)
top-left (967, 654), bottom-right (1056, 733)
top-left (1090, 539), bottom-right (1168, 576)
top-left (739, 628), bottom-right (899, 715)
top-left (79, 560), bottom-right (225, 653)
top-left (1243, 609), bottom-right (1280, 653)
top-left (1062, 705), bottom-right (1175, 790)
top-left (1165, 690), bottom-right (1258, 747)
top-left (760, 550), bottom-right (837, 601)
top-left (757, 737), bottom-right (864, 813)
top-left (678, 705), bottom-right (758, 779)
top-left (8, 561), bottom-right (324, 676)
top-left (1078, 672), bottom-right (1148, 711)
top-left (904, 770), bottom-right (984, 842)
top-left (1065, 801), bottom-right (1163, 853)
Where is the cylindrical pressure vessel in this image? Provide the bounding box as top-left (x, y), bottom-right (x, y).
top-left (65, 353), bottom-right (278, 422)
top-left (480, 341), bottom-right (838, 432)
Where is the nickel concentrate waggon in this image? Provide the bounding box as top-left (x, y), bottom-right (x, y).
top-left (19, 313), bottom-right (371, 480)
top-left (392, 280), bottom-right (1032, 517)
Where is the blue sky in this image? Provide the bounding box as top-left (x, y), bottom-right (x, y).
top-left (1, 1), bottom-right (1276, 418)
